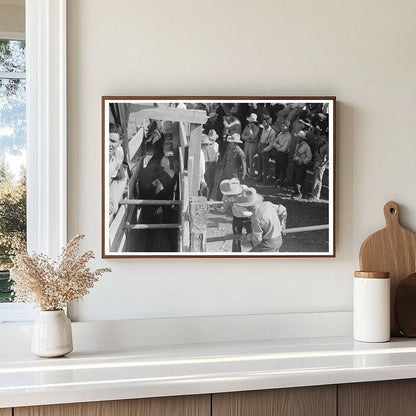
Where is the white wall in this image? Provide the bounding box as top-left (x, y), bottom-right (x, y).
top-left (0, 3), bottom-right (24, 33)
top-left (67, 0), bottom-right (416, 322)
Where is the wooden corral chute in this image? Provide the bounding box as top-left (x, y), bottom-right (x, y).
top-left (109, 106), bottom-right (208, 253)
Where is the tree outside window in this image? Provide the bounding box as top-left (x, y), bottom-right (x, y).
top-left (0, 38), bottom-right (26, 302)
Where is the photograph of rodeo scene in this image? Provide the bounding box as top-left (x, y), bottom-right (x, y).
top-left (103, 98), bottom-right (334, 257)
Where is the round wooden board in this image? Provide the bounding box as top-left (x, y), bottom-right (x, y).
top-left (395, 273), bottom-right (416, 337)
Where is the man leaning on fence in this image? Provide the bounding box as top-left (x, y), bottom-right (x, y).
top-left (235, 188), bottom-right (287, 253)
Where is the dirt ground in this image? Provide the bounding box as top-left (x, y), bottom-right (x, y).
top-left (206, 177), bottom-right (329, 253)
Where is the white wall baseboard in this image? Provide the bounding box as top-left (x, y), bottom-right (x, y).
top-left (0, 311), bottom-right (352, 353)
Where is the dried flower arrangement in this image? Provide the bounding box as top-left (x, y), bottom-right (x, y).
top-left (10, 234), bottom-right (111, 311)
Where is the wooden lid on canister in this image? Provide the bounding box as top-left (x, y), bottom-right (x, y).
top-left (354, 271), bottom-right (390, 279)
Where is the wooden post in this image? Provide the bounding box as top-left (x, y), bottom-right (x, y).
top-left (134, 107), bottom-right (207, 125)
top-left (171, 121), bottom-right (180, 174)
top-left (181, 171), bottom-right (190, 252)
top-left (119, 199), bottom-right (182, 206)
top-left (179, 121), bottom-right (188, 148)
top-left (190, 196), bottom-right (208, 252)
top-left (188, 123), bottom-right (202, 197)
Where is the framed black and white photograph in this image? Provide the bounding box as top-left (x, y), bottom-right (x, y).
top-left (102, 97), bottom-right (335, 257)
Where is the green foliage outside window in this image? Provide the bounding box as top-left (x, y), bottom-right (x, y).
top-left (0, 39), bottom-right (26, 302)
top-left (0, 161), bottom-right (26, 302)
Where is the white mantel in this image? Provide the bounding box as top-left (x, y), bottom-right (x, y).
top-left (1, 312), bottom-right (416, 409)
top-left (2, 330), bottom-right (416, 409)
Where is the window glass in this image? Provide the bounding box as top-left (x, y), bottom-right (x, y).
top-left (0, 39), bottom-right (26, 73)
top-left (0, 39), bottom-right (26, 303)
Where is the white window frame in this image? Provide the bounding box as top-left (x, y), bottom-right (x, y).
top-left (0, 0), bottom-right (67, 323)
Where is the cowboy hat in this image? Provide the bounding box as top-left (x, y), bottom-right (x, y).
top-left (219, 178), bottom-right (242, 195)
top-left (227, 133), bottom-right (243, 143)
top-left (208, 129), bottom-right (218, 141)
top-left (235, 187), bottom-right (264, 206)
top-left (246, 113), bottom-right (258, 123)
top-left (201, 134), bottom-right (211, 145)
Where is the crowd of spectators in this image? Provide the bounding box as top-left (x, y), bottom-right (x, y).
top-left (197, 102), bottom-right (330, 201)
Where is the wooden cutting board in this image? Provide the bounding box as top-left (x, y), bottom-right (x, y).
top-left (359, 201), bottom-right (416, 336)
top-left (395, 273), bottom-right (416, 337)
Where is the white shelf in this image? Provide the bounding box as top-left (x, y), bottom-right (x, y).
top-left (2, 335), bottom-right (416, 408)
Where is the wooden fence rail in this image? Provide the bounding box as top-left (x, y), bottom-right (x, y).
top-left (207, 224), bottom-right (329, 243)
top-left (120, 199), bottom-right (181, 206)
top-left (125, 223), bottom-right (181, 230)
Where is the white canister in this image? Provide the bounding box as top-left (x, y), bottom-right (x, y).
top-left (353, 271), bottom-right (390, 343)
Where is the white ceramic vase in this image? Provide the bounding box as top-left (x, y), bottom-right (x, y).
top-left (31, 310), bottom-right (73, 358)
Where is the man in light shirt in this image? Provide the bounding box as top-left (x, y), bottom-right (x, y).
top-left (265, 120), bottom-right (292, 185)
top-left (219, 179), bottom-right (252, 252)
top-left (256, 115), bottom-right (276, 184)
top-left (201, 131), bottom-right (219, 199)
top-left (292, 133), bottom-right (312, 199)
top-left (236, 187), bottom-right (287, 252)
top-left (109, 123), bottom-right (125, 180)
top-left (311, 120), bottom-right (329, 201)
top-left (241, 113), bottom-right (260, 178)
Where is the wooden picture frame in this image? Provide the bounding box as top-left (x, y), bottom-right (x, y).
top-left (102, 96), bottom-right (336, 258)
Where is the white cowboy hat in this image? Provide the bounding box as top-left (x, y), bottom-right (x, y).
top-left (201, 134), bottom-right (211, 145)
top-left (246, 113), bottom-right (258, 123)
top-left (219, 178), bottom-right (242, 195)
top-left (208, 129), bottom-right (218, 141)
top-left (227, 133), bottom-right (243, 143)
top-left (235, 187), bottom-right (264, 206)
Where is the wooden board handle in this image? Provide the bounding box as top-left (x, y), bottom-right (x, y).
top-left (384, 201), bottom-right (400, 228)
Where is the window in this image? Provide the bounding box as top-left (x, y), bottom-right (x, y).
top-left (0, 34), bottom-right (26, 306)
top-left (0, 0), bottom-right (68, 324)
